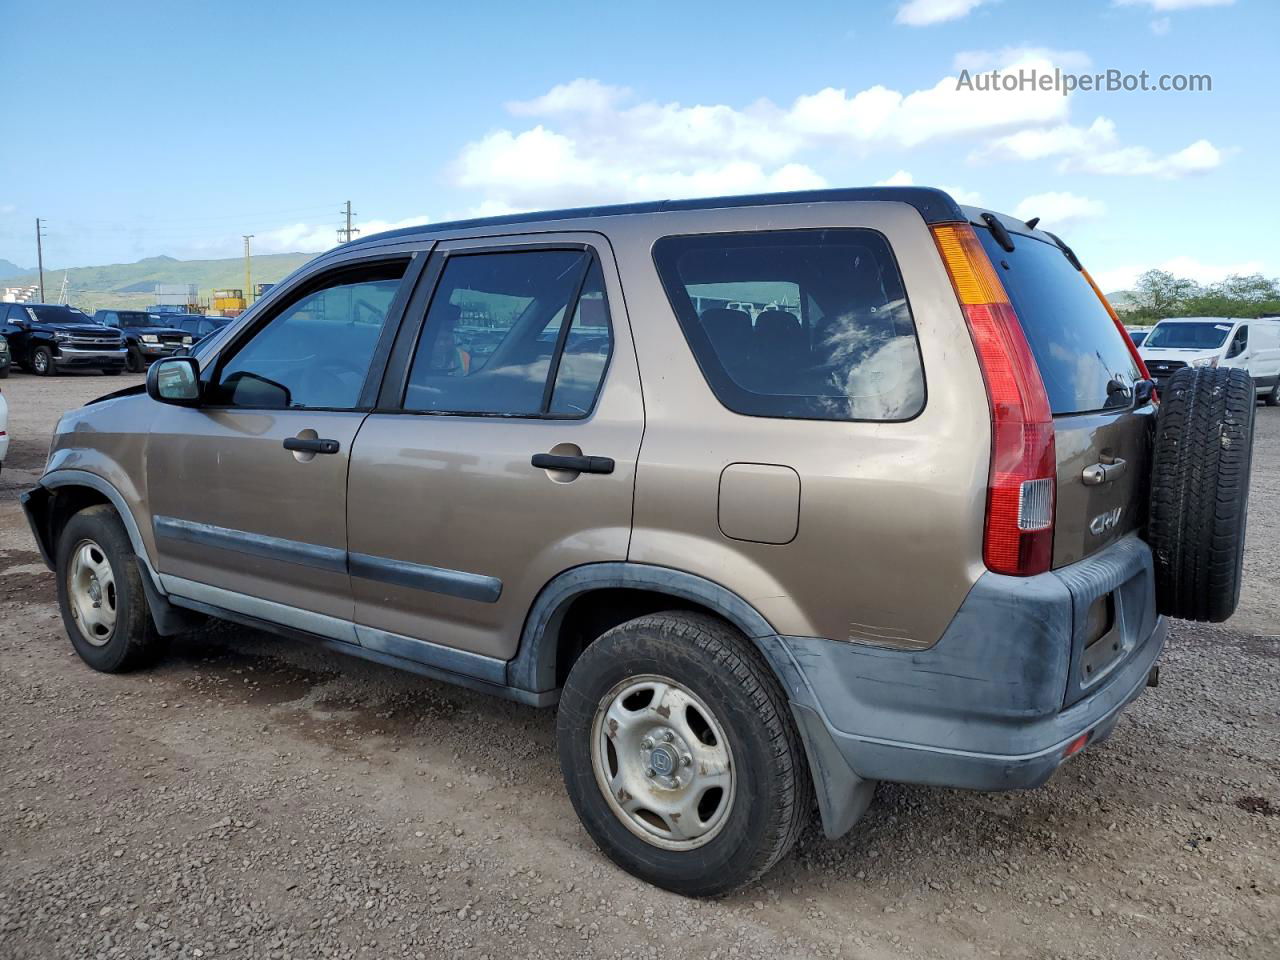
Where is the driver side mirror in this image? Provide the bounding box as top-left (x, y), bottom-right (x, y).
top-left (146, 356), bottom-right (202, 406)
top-left (1227, 338), bottom-right (1247, 359)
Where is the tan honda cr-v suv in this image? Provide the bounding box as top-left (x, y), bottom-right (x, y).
top-left (23, 187), bottom-right (1255, 896)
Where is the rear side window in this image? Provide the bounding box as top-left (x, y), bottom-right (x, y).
top-left (975, 229), bottom-right (1140, 415)
top-left (653, 230), bottom-right (924, 421)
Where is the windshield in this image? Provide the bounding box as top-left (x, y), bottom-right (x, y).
top-left (117, 312), bottom-right (160, 328)
top-left (1144, 321), bottom-right (1233, 350)
top-left (24, 305), bottom-right (97, 325)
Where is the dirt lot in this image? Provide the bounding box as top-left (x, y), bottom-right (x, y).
top-left (1, 371), bottom-right (1277, 960)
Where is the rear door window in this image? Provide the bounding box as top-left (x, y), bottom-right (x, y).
top-left (653, 229), bottom-right (925, 421)
top-left (402, 249), bottom-right (611, 417)
top-left (975, 228), bottom-right (1140, 415)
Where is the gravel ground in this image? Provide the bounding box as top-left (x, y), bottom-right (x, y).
top-left (1, 371), bottom-right (1277, 960)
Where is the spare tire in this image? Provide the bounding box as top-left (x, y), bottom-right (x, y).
top-left (1148, 366), bottom-right (1255, 622)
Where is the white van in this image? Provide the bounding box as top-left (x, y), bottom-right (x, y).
top-left (1140, 316), bottom-right (1280, 405)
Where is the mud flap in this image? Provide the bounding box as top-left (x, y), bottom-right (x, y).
top-left (791, 701), bottom-right (877, 839)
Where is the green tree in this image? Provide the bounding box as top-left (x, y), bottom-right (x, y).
top-left (1131, 270), bottom-right (1202, 319)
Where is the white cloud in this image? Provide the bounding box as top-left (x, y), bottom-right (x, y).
top-left (0, 203), bottom-right (15, 215)
top-left (1114, 0), bottom-right (1232, 10)
top-left (873, 170), bottom-right (980, 204)
top-left (954, 47), bottom-right (1092, 71)
top-left (257, 216), bottom-right (430, 254)
top-left (1063, 138), bottom-right (1224, 178)
top-left (507, 78), bottom-right (630, 117)
top-left (942, 184), bottom-right (983, 205)
top-left (1093, 256), bottom-right (1266, 293)
top-left (1013, 191), bottom-right (1107, 226)
top-left (456, 57), bottom-right (1075, 210)
top-left (977, 116), bottom-right (1225, 179)
top-left (978, 116), bottom-right (1119, 161)
top-left (1149, 16), bottom-right (1172, 33)
top-left (896, 0), bottom-right (990, 26)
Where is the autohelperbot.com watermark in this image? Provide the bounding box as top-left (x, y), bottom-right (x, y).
top-left (957, 67), bottom-right (1212, 95)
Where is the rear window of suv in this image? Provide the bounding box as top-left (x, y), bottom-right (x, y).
top-left (653, 229), bottom-right (925, 421)
top-left (975, 227), bottom-right (1140, 415)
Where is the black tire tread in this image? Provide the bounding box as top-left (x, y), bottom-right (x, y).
top-left (1147, 366), bottom-right (1255, 622)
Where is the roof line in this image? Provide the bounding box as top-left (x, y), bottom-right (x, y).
top-left (347, 186), bottom-right (967, 248)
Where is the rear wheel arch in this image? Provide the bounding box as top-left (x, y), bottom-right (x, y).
top-left (508, 563), bottom-right (784, 695)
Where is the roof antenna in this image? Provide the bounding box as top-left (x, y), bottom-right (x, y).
top-left (1024, 216), bottom-right (1040, 230)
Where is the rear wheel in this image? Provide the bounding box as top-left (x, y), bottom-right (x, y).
top-left (1266, 377), bottom-right (1279, 407)
top-left (557, 612), bottom-right (811, 896)
top-left (55, 505), bottom-right (168, 672)
top-left (1148, 366), bottom-right (1255, 622)
top-left (31, 346), bottom-right (54, 376)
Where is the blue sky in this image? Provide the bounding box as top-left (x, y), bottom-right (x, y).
top-left (2, 0), bottom-right (1276, 290)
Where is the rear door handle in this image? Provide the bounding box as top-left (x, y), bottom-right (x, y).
top-left (1082, 458), bottom-right (1127, 485)
top-left (531, 453), bottom-right (615, 475)
top-left (283, 437), bottom-right (340, 455)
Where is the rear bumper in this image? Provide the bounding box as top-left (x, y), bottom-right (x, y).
top-left (772, 534), bottom-right (1165, 834)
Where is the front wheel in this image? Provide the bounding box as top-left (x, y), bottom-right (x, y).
top-left (1266, 377), bottom-right (1279, 407)
top-left (31, 346), bottom-right (54, 376)
top-left (125, 347), bottom-right (144, 373)
top-left (55, 505), bottom-right (168, 672)
top-left (557, 612), bottom-right (811, 896)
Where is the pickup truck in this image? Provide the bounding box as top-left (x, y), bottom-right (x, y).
top-left (93, 310), bottom-right (193, 372)
top-left (0, 303), bottom-right (126, 375)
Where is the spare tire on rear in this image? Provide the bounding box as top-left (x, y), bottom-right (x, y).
top-left (1147, 366), bottom-right (1255, 622)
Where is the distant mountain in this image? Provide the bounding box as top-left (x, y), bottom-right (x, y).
top-left (0, 259), bottom-right (31, 281)
top-left (0, 252), bottom-right (317, 312)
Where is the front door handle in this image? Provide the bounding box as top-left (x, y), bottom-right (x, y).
top-left (284, 436), bottom-right (340, 455)
top-left (531, 452), bottom-right (615, 475)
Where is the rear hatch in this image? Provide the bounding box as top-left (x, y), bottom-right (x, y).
top-left (970, 213), bottom-right (1151, 568)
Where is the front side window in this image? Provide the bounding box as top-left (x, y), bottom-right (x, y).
top-left (653, 229), bottom-right (925, 421)
top-left (206, 260), bottom-right (407, 409)
top-left (402, 250), bottom-right (612, 417)
top-left (1227, 326), bottom-right (1248, 357)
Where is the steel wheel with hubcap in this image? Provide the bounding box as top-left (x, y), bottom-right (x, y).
top-left (591, 674), bottom-right (734, 850)
top-left (67, 539), bottom-right (117, 646)
top-left (557, 611), bottom-right (811, 897)
top-left (55, 505), bottom-right (168, 672)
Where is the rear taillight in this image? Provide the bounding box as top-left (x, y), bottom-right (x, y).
top-left (932, 223), bottom-right (1056, 577)
top-left (1082, 268), bottom-right (1153, 382)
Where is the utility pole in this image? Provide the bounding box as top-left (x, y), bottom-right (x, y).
top-left (242, 235), bottom-right (254, 303)
top-left (337, 201), bottom-right (359, 244)
top-left (35, 218), bottom-right (46, 302)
